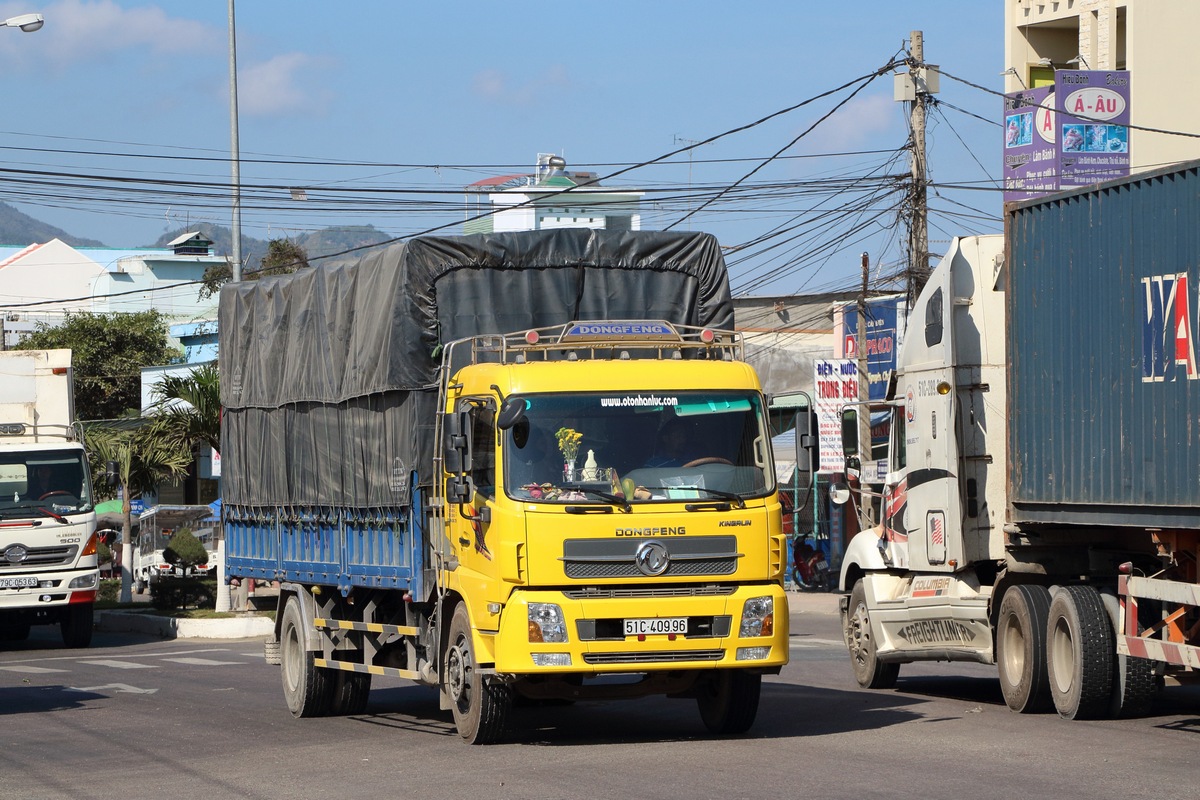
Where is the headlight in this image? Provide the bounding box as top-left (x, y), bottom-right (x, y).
top-left (68, 573), bottom-right (98, 590)
top-left (739, 595), bottom-right (774, 637)
top-left (528, 602), bottom-right (568, 643)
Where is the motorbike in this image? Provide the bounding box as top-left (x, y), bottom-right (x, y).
top-left (791, 536), bottom-right (831, 592)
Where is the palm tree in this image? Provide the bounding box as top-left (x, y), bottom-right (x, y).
top-left (85, 422), bottom-right (192, 603)
top-left (150, 362), bottom-right (221, 452)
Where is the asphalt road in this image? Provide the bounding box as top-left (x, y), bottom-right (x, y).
top-left (2, 592), bottom-right (1198, 800)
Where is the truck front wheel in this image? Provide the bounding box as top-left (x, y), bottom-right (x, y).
top-left (1046, 585), bottom-right (1113, 719)
top-left (60, 603), bottom-right (93, 648)
top-left (444, 603), bottom-right (511, 744)
top-left (697, 670), bottom-right (761, 734)
top-left (996, 584), bottom-right (1052, 713)
top-left (845, 581), bottom-right (899, 689)
top-left (280, 596), bottom-right (332, 717)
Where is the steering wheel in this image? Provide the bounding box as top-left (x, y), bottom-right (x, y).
top-left (681, 456), bottom-right (734, 468)
top-left (38, 490), bottom-right (71, 501)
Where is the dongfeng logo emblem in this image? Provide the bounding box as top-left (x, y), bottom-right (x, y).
top-left (634, 540), bottom-right (670, 576)
top-left (4, 544), bottom-right (28, 564)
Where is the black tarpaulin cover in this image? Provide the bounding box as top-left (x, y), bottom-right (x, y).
top-left (218, 228), bottom-right (734, 508)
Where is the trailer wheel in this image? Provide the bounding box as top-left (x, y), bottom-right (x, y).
top-left (60, 603), bottom-right (93, 649)
top-left (444, 603), bottom-right (511, 744)
top-left (1110, 653), bottom-right (1157, 718)
top-left (134, 574), bottom-right (145, 595)
top-left (1047, 585), bottom-right (1113, 720)
top-left (280, 596), bottom-right (332, 717)
top-left (996, 584), bottom-right (1052, 713)
top-left (697, 670), bottom-right (761, 735)
top-left (330, 670), bottom-right (372, 716)
top-left (845, 581), bottom-right (899, 689)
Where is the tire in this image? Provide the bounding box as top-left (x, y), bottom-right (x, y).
top-left (844, 581), bottom-right (899, 689)
top-left (996, 584), bottom-right (1053, 713)
top-left (60, 603), bottom-right (94, 649)
top-left (1110, 653), bottom-right (1156, 719)
top-left (444, 603), bottom-right (511, 744)
top-left (1046, 585), bottom-right (1114, 720)
top-left (696, 670), bottom-right (762, 735)
top-left (280, 596), bottom-right (332, 717)
top-left (134, 574), bottom-right (145, 595)
top-left (330, 671), bottom-right (372, 716)
top-left (263, 638), bottom-right (281, 666)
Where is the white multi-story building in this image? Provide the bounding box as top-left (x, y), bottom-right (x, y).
top-left (1004, 0), bottom-right (1200, 169)
top-left (464, 154), bottom-right (643, 234)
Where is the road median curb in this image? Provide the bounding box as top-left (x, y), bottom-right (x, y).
top-left (97, 610), bottom-right (273, 639)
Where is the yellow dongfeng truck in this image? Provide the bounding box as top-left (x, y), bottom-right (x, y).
top-left (220, 229), bottom-right (812, 743)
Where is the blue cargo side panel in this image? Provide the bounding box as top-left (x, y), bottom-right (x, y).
top-left (1008, 160), bottom-right (1200, 528)
top-left (224, 505), bottom-right (279, 581)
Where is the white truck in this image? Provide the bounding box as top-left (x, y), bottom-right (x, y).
top-left (0, 349), bottom-right (99, 647)
top-left (133, 504), bottom-right (219, 593)
top-left (836, 160), bottom-right (1200, 720)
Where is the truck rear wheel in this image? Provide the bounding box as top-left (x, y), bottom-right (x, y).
top-left (60, 603), bottom-right (93, 648)
top-left (280, 596), bottom-right (332, 717)
top-left (0, 621), bottom-right (31, 641)
top-left (1110, 653), bottom-right (1157, 718)
top-left (330, 670), bottom-right (372, 715)
top-left (996, 584), bottom-right (1052, 713)
top-left (845, 581), bottom-right (899, 689)
top-left (1046, 585), bottom-right (1113, 720)
top-left (697, 670), bottom-right (761, 735)
top-left (444, 603), bottom-right (511, 744)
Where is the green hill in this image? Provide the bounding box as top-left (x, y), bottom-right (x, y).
top-left (0, 202), bottom-right (107, 248)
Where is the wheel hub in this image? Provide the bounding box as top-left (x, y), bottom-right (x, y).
top-left (446, 641), bottom-right (470, 703)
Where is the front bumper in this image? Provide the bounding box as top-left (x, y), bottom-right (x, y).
top-left (492, 583), bottom-right (789, 674)
top-left (0, 568), bottom-right (99, 610)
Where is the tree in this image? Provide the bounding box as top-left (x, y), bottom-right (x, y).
top-left (151, 362), bottom-right (221, 452)
top-left (84, 421), bottom-right (192, 603)
top-left (16, 311), bottom-right (181, 420)
top-left (199, 238), bottom-right (310, 300)
top-left (163, 528), bottom-right (208, 573)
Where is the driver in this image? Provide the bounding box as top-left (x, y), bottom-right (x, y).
top-left (27, 465), bottom-right (59, 499)
top-left (644, 418), bottom-right (699, 467)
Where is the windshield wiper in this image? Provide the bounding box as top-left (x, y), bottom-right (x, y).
top-left (682, 487), bottom-right (746, 510)
top-left (36, 506), bottom-right (69, 524)
top-left (576, 489), bottom-right (632, 513)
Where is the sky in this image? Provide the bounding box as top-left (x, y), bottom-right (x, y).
top-left (0, 0), bottom-right (1004, 297)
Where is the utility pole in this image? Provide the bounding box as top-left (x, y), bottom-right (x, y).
top-left (228, 0), bottom-right (242, 283)
top-left (857, 251), bottom-right (874, 527)
top-left (896, 30), bottom-right (937, 304)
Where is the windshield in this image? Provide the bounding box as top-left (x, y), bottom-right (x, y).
top-left (504, 390), bottom-right (773, 504)
top-left (0, 450), bottom-right (94, 519)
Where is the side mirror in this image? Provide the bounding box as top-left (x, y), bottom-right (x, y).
top-left (840, 408), bottom-right (860, 459)
top-left (443, 410), bottom-right (472, 475)
top-left (105, 460), bottom-right (118, 487)
top-left (794, 406), bottom-right (818, 474)
top-left (496, 396), bottom-right (527, 431)
top-left (829, 483), bottom-right (851, 506)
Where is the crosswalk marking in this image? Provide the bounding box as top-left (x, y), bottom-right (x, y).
top-left (79, 660), bottom-right (158, 670)
top-left (163, 657), bottom-right (244, 666)
top-left (0, 665), bottom-right (68, 674)
top-left (789, 638), bottom-right (844, 649)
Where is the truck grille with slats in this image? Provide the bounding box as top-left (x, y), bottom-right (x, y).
top-left (0, 545), bottom-right (78, 570)
top-left (583, 649), bottom-right (725, 665)
top-left (561, 536), bottom-right (740, 579)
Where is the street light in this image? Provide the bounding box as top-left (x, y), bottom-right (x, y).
top-left (3, 13), bottom-right (44, 32)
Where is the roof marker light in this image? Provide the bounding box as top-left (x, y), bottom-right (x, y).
top-left (525, 330), bottom-right (540, 345)
top-left (699, 329), bottom-right (716, 343)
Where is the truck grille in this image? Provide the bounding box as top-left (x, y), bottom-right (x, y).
top-left (0, 545), bottom-right (78, 570)
top-left (562, 585), bottom-right (736, 599)
top-left (583, 649), bottom-right (725, 665)
top-left (561, 536), bottom-right (740, 580)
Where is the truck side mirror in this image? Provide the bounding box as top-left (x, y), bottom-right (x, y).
top-left (443, 410), bottom-right (472, 475)
top-left (840, 408), bottom-right (860, 459)
top-left (105, 460), bottom-right (118, 487)
top-left (794, 406), bottom-right (819, 474)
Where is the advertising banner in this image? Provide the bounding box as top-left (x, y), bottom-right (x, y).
top-left (1002, 70), bottom-right (1130, 202)
top-left (1056, 69), bottom-right (1131, 188)
top-left (841, 296), bottom-right (906, 402)
top-left (1003, 85), bottom-right (1057, 202)
top-left (814, 359), bottom-right (858, 474)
